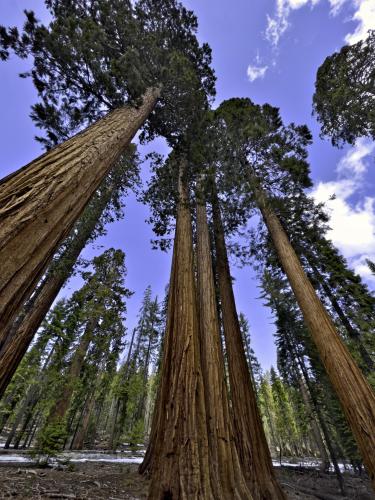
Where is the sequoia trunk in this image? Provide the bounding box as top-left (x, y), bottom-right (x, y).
top-left (71, 393), bottom-right (96, 450)
top-left (256, 187), bottom-right (375, 488)
top-left (143, 160), bottom-right (212, 499)
top-left (0, 88), bottom-right (159, 346)
top-left (305, 254), bottom-right (374, 373)
top-left (211, 190), bottom-right (285, 500)
top-left (0, 170), bottom-right (124, 397)
top-left (196, 195), bottom-right (251, 499)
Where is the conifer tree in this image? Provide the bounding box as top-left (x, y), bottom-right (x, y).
top-left (143, 137), bottom-right (286, 497)
top-left (196, 183), bottom-right (251, 498)
top-left (313, 30), bottom-right (375, 146)
top-left (1, 298), bottom-right (79, 448)
top-left (0, 149), bottom-right (139, 397)
top-left (109, 286), bottom-right (162, 449)
top-left (213, 97), bottom-right (375, 485)
top-left (143, 120), bottom-right (285, 498)
top-left (0, 0), bottom-right (215, 341)
top-left (239, 313), bottom-right (262, 392)
top-left (38, 248), bottom-right (131, 454)
top-left (142, 153), bottom-right (214, 498)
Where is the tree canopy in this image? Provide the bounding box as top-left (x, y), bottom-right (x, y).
top-left (313, 30), bottom-right (375, 146)
top-left (0, 0), bottom-right (215, 148)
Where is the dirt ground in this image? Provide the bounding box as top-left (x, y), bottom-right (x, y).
top-left (0, 462), bottom-right (373, 499)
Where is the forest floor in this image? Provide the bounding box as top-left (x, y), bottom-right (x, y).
top-left (0, 460), bottom-right (373, 499)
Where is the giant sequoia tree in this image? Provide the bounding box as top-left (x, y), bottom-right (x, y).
top-left (143, 154), bottom-right (214, 498)
top-left (0, 148), bottom-right (139, 397)
top-left (143, 130), bottom-right (284, 497)
top-left (213, 97), bottom-right (375, 486)
top-left (141, 146), bottom-right (259, 498)
top-left (0, 0), bottom-right (215, 347)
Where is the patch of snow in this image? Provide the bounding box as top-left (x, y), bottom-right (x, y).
top-left (0, 450), bottom-right (144, 465)
top-left (69, 456), bottom-right (143, 464)
top-left (0, 455), bottom-right (33, 463)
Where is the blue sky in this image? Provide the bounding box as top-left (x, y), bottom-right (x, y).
top-left (1, 0), bottom-right (374, 370)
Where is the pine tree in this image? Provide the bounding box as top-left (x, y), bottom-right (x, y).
top-left (109, 286), bottom-right (162, 449)
top-left (270, 367), bottom-right (299, 458)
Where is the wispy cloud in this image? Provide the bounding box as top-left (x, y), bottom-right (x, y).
top-left (311, 139), bottom-right (375, 284)
top-left (265, 0), bottom-right (375, 48)
top-left (247, 64), bottom-right (268, 82)
top-left (265, 0), bottom-right (315, 47)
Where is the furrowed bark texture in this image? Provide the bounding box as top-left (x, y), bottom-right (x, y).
top-left (196, 197), bottom-right (252, 499)
top-left (145, 162), bottom-right (212, 499)
top-left (0, 88), bottom-right (159, 346)
top-left (0, 173), bottom-right (122, 397)
top-left (306, 254), bottom-right (374, 373)
top-left (211, 193), bottom-right (285, 500)
top-left (257, 188), bottom-right (375, 489)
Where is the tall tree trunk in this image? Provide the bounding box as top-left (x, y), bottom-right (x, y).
top-left (280, 327), bottom-right (331, 471)
top-left (23, 410), bottom-right (41, 448)
top-left (13, 404), bottom-right (37, 449)
top-left (305, 254), bottom-right (374, 373)
top-left (47, 319), bottom-right (95, 423)
top-left (0, 392), bottom-right (19, 432)
top-left (142, 160), bottom-right (213, 499)
top-left (211, 190), bottom-right (285, 500)
top-left (296, 352), bottom-right (345, 495)
top-left (71, 393), bottom-right (96, 450)
top-left (109, 327), bottom-right (137, 450)
top-left (256, 186), bottom-right (375, 488)
top-left (4, 341), bottom-right (55, 447)
top-left (0, 88), bottom-right (159, 345)
top-left (0, 168), bottom-right (125, 397)
top-left (296, 373), bottom-right (330, 471)
top-left (196, 194), bottom-right (251, 499)
top-left (136, 335), bottom-right (152, 423)
top-left (139, 376), bottom-right (161, 474)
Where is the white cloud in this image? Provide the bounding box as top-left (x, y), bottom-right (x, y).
top-left (345, 0), bottom-right (375, 44)
top-left (265, 0), bottom-right (375, 47)
top-left (265, 0), bottom-right (315, 46)
top-left (247, 64), bottom-right (268, 82)
top-left (311, 139), bottom-right (375, 284)
top-left (337, 137), bottom-right (375, 176)
top-left (351, 254), bottom-right (375, 284)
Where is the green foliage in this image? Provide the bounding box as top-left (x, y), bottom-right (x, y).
top-left (0, 0), bottom-right (215, 148)
top-left (126, 419), bottom-right (145, 449)
top-left (270, 368), bottom-right (299, 455)
top-left (313, 30), bottom-right (375, 146)
top-left (34, 417), bottom-right (68, 458)
top-left (366, 258), bottom-right (375, 277)
top-left (238, 312), bottom-right (262, 391)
